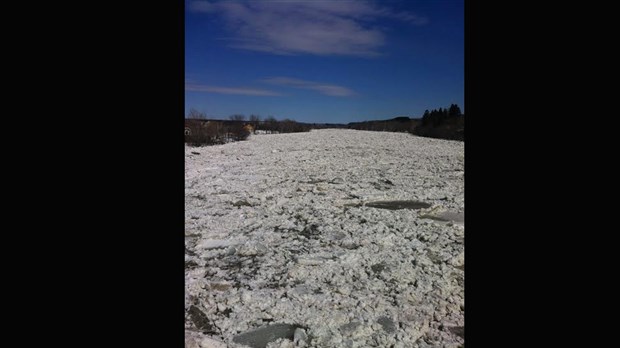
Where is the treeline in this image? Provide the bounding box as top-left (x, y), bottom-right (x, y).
top-left (185, 103), bottom-right (464, 146)
top-left (348, 116), bottom-right (418, 133)
top-left (184, 119), bottom-right (251, 146)
top-left (184, 109), bottom-right (312, 146)
top-left (412, 104), bottom-right (464, 141)
top-left (346, 104), bottom-right (464, 141)
top-left (259, 116), bottom-right (312, 134)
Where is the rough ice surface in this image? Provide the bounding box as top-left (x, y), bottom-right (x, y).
top-left (232, 323), bottom-right (302, 348)
top-left (185, 129), bottom-right (464, 347)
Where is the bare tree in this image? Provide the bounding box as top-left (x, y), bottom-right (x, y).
top-left (205, 121), bottom-right (224, 144)
top-left (249, 114), bottom-right (261, 133)
top-left (229, 114), bottom-right (246, 121)
top-left (264, 116), bottom-right (278, 134)
top-left (187, 108), bottom-right (206, 119)
top-left (279, 118), bottom-right (294, 133)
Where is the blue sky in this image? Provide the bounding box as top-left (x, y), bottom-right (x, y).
top-left (185, 0), bottom-right (463, 124)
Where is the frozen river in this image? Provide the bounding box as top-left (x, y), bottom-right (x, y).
top-left (185, 129), bottom-right (464, 348)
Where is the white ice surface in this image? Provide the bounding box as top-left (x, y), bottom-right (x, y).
top-left (185, 129), bottom-right (464, 347)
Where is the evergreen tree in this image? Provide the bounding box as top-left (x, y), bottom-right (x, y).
top-left (448, 104), bottom-right (462, 117)
top-left (422, 110), bottom-right (430, 126)
top-left (433, 108), bottom-right (443, 126)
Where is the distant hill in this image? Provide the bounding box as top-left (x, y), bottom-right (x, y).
top-left (306, 122), bottom-right (348, 129)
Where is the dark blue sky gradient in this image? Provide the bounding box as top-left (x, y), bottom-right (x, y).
top-left (185, 0), bottom-right (463, 123)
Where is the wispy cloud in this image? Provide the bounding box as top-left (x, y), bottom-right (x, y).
top-left (188, 0), bottom-right (214, 13)
top-left (188, 0), bottom-right (428, 57)
top-left (185, 83), bottom-right (282, 96)
top-left (263, 77), bottom-right (355, 97)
